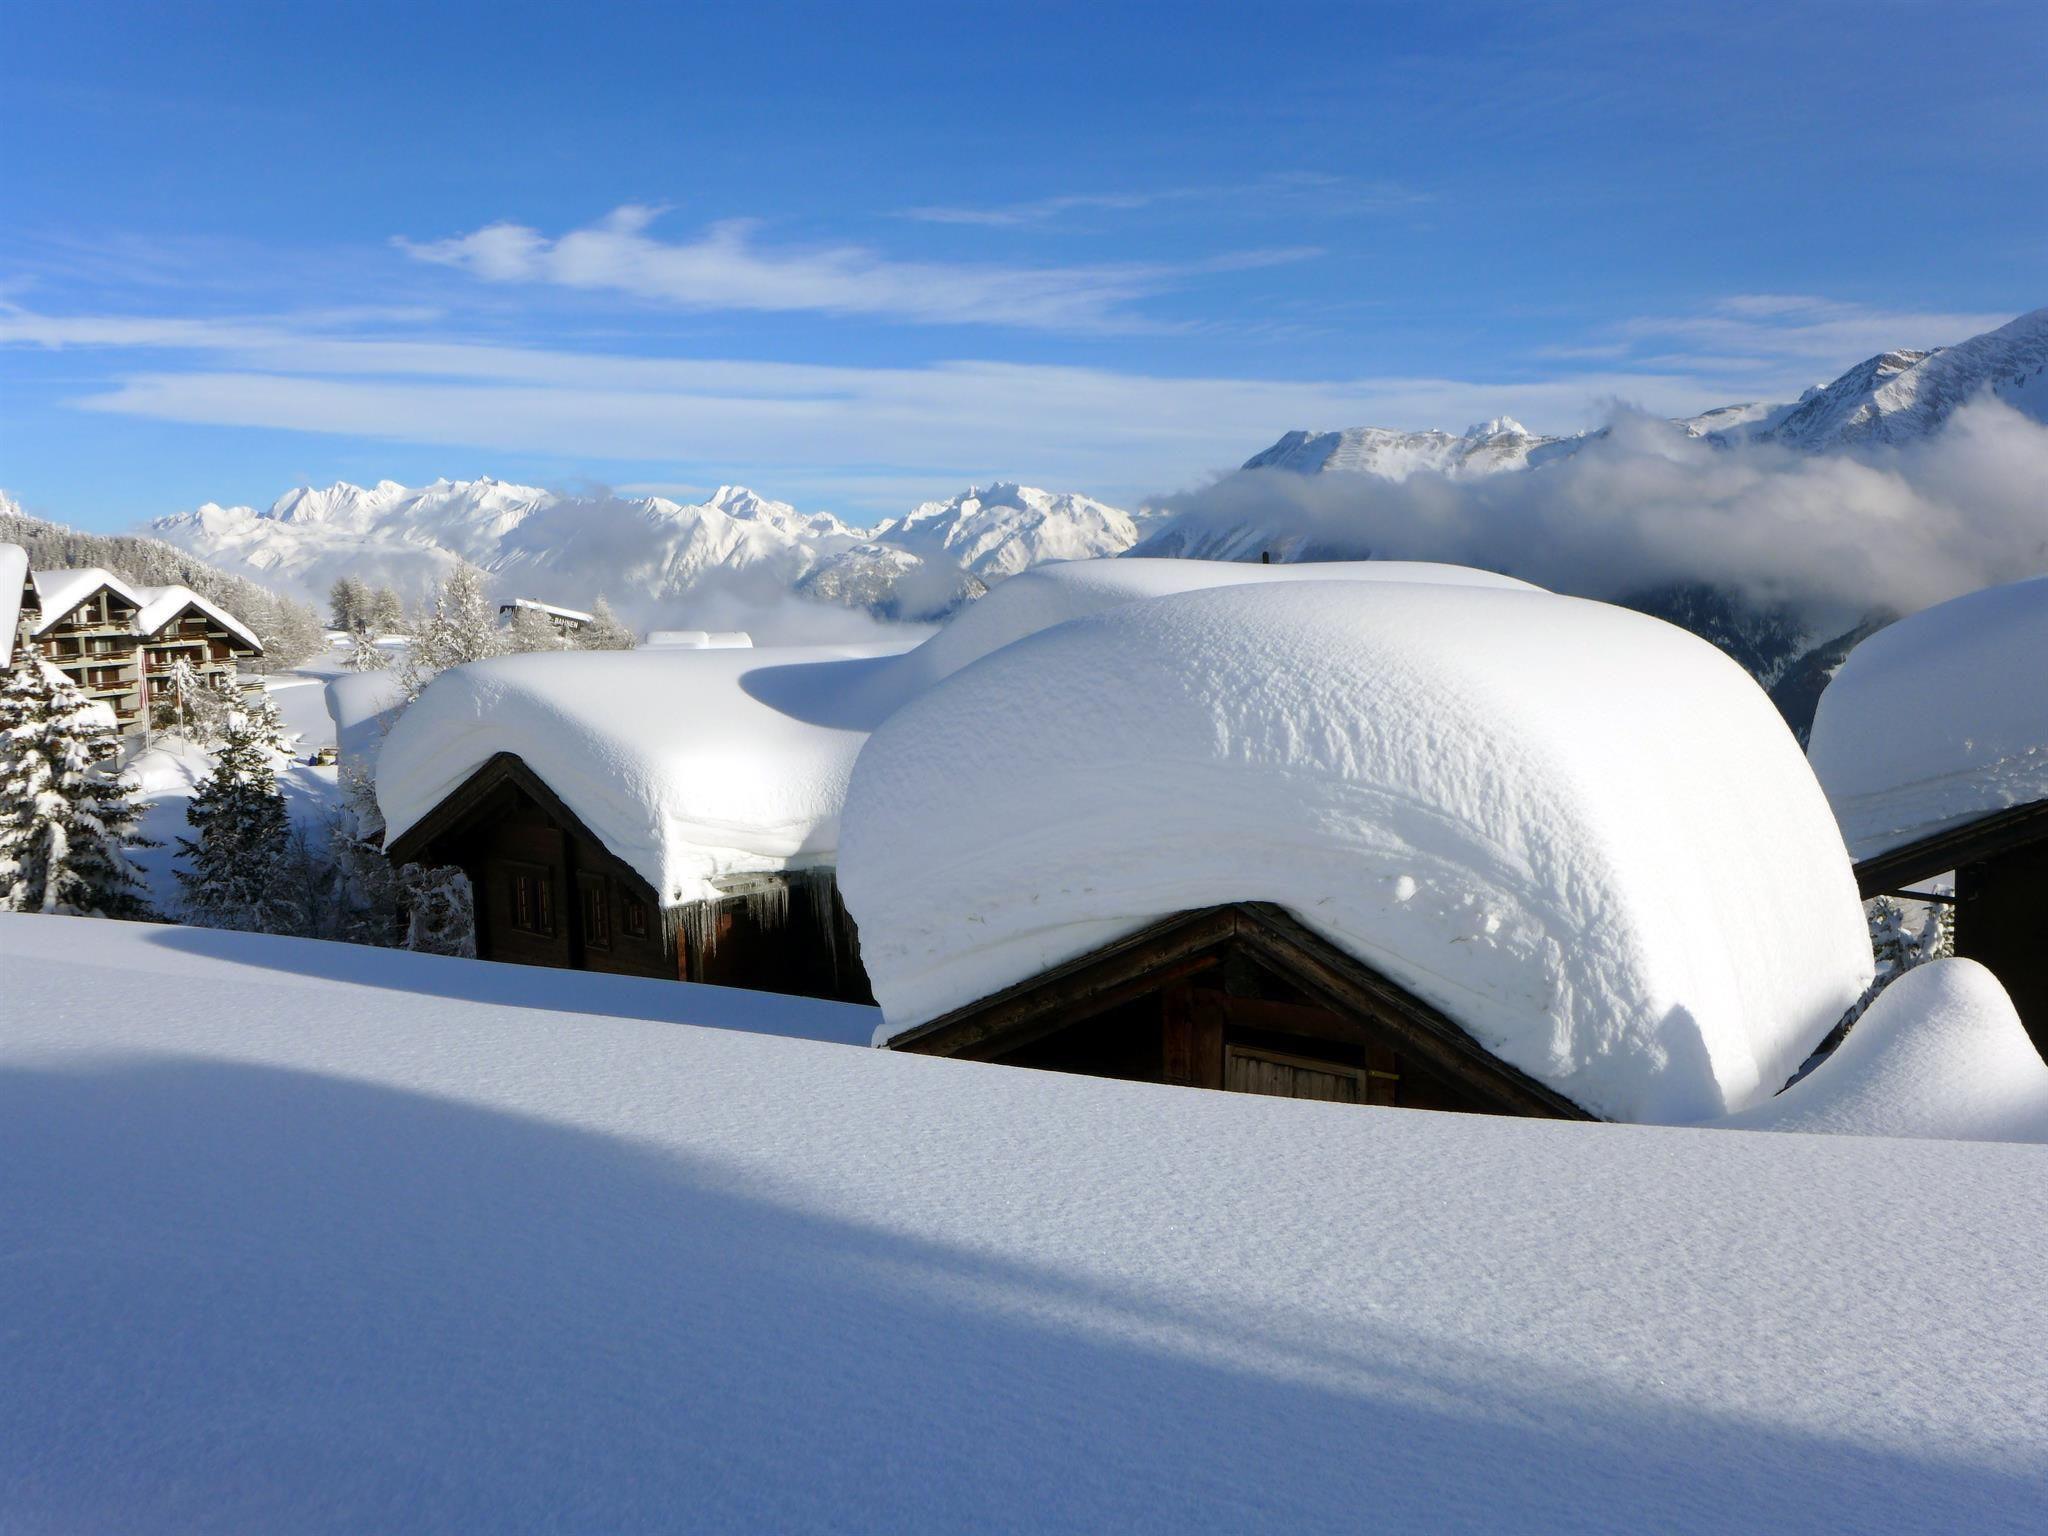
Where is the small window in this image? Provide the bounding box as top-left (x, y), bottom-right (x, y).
top-left (509, 866), bottom-right (554, 936)
top-left (621, 896), bottom-right (649, 940)
top-left (580, 876), bottom-right (611, 950)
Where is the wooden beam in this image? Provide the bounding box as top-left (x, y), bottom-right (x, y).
top-left (1852, 799), bottom-right (2048, 899)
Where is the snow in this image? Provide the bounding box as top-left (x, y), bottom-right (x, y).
top-left (25, 565), bottom-right (145, 632)
top-left (643, 628), bottom-right (754, 648)
top-left (1808, 575), bottom-right (2048, 860)
top-left (130, 581), bottom-right (263, 651)
top-left (325, 667), bottom-right (410, 785)
top-left (0, 540), bottom-right (25, 655)
top-left (1728, 960), bottom-right (2048, 1144)
top-left (375, 562), bottom-right (1510, 911)
top-left (376, 642), bottom-right (914, 906)
top-left (889, 554), bottom-right (1542, 699)
top-left (1238, 420), bottom-right (1585, 479)
top-left (2, 912), bottom-right (2046, 1532)
top-left (841, 580), bottom-right (1873, 1123)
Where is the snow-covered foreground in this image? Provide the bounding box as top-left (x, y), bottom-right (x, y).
top-left (3, 916), bottom-right (2045, 1532)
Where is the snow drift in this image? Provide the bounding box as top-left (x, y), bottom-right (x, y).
top-left (1728, 959), bottom-right (2048, 1144)
top-left (840, 580), bottom-right (1873, 1122)
top-left (1807, 574), bottom-right (2048, 860)
top-left (4, 913), bottom-right (2045, 1532)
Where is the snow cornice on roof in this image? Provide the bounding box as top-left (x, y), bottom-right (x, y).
top-left (26, 567), bottom-right (147, 635)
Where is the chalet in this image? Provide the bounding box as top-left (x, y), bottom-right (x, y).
top-left (839, 572), bottom-right (1876, 1125)
top-left (1808, 575), bottom-right (2048, 1059)
top-left (499, 598), bottom-right (592, 637)
top-left (2, 562), bottom-right (263, 736)
top-left (133, 585), bottom-right (265, 723)
top-left (374, 641), bottom-right (915, 1002)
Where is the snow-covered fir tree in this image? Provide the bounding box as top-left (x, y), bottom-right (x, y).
top-left (364, 585), bottom-right (407, 636)
top-left (503, 602), bottom-right (567, 653)
top-left (240, 686), bottom-right (300, 760)
top-left (175, 708), bottom-right (291, 930)
top-left (0, 656), bottom-right (154, 917)
top-left (152, 655), bottom-right (213, 739)
top-left (575, 595), bottom-right (636, 651)
top-left (400, 564), bottom-right (503, 700)
top-left (399, 862), bottom-right (476, 956)
top-left (344, 629), bottom-right (391, 671)
top-left (329, 575), bottom-right (370, 633)
top-left (328, 768), bottom-right (402, 945)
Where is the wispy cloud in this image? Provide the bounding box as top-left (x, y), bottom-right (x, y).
top-left (392, 204), bottom-right (1315, 333)
top-left (896, 172), bottom-right (1416, 228)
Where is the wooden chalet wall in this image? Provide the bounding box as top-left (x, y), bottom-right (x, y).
top-left (888, 903), bottom-right (1591, 1120)
top-left (385, 752), bottom-right (873, 1003)
top-left (1856, 801), bottom-right (2048, 1063)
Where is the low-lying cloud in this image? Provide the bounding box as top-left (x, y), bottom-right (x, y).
top-left (1156, 399), bottom-right (2048, 628)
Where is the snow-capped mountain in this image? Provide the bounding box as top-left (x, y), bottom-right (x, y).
top-left (869, 483), bottom-right (1142, 580)
top-left (1241, 418), bottom-right (1587, 480)
top-left (145, 476), bottom-right (1136, 628)
top-left (1760, 307), bottom-right (2048, 449)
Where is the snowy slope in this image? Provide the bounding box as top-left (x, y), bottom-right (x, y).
top-left (1242, 417), bottom-right (1587, 479)
top-left (1764, 308), bottom-right (2048, 449)
top-left (3, 912), bottom-right (2046, 1533)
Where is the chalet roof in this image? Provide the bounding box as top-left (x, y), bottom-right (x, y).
top-left (376, 642), bottom-right (915, 907)
top-left (1809, 575), bottom-right (2048, 864)
top-left (132, 584), bottom-right (263, 653)
top-left (840, 578), bottom-right (1874, 1124)
top-left (0, 543), bottom-right (26, 658)
top-left (26, 567), bottom-right (145, 633)
top-left (501, 598), bottom-right (594, 624)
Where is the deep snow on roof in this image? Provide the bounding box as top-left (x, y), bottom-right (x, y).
top-left (842, 579), bottom-right (1873, 1123)
top-left (2, 911), bottom-right (2044, 1533)
top-left (0, 542), bottom-right (26, 657)
top-left (26, 566), bottom-right (144, 632)
top-left (132, 583), bottom-right (263, 652)
top-left (1809, 576), bottom-right (2048, 860)
top-left (379, 560), bottom-right (1534, 910)
top-left (377, 642), bottom-right (914, 904)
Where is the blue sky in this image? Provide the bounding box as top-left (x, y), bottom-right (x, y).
top-left (4, 0), bottom-right (2043, 529)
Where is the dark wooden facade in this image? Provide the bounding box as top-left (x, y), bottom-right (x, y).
top-left (385, 752), bottom-right (873, 1003)
top-left (887, 902), bottom-right (1593, 1119)
top-left (1855, 800), bottom-right (2048, 1062)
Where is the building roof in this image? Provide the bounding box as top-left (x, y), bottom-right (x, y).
top-left (380, 560), bottom-right (1554, 914)
top-left (501, 598), bottom-right (595, 624)
top-left (839, 578), bottom-right (1873, 1124)
top-left (376, 642), bottom-right (914, 906)
top-left (26, 567), bottom-right (146, 634)
top-left (0, 543), bottom-right (27, 661)
top-left (1809, 575), bottom-right (2048, 864)
top-left (132, 584), bottom-right (264, 653)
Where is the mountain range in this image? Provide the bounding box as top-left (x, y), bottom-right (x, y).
top-left (134, 306), bottom-right (2047, 714)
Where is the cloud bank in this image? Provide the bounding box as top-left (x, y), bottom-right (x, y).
top-left (1155, 400), bottom-right (2048, 626)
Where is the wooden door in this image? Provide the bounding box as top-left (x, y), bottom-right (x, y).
top-left (1225, 1045), bottom-right (1366, 1103)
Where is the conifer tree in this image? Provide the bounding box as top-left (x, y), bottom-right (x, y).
top-left (176, 708), bottom-right (290, 930)
top-left (329, 576), bottom-right (369, 634)
top-left (329, 768), bottom-right (402, 945)
top-left (344, 629), bottom-right (391, 671)
top-left (0, 657), bottom-right (154, 917)
top-left (575, 595), bottom-right (636, 651)
top-left (400, 564), bottom-right (503, 700)
top-left (399, 862), bottom-right (476, 955)
top-left (365, 586), bottom-right (406, 636)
